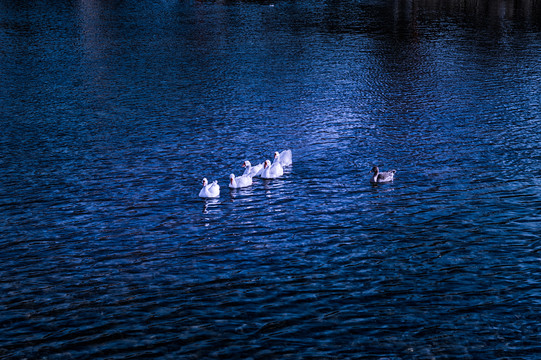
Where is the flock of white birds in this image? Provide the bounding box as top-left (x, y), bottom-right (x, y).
top-left (198, 150), bottom-right (397, 198)
top-left (198, 149), bottom-right (293, 198)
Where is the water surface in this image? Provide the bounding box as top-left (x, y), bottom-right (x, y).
top-left (1, 0), bottom-right (541, 358)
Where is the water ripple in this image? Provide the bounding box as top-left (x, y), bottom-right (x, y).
top-left (2, 0), bottom-right (541, 359)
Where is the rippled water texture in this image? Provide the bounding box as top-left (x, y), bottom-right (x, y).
top-left (2, 0), bottom-right (541, 358)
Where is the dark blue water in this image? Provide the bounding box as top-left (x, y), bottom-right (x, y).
top-left (2, 0), bottom-right (541, 358)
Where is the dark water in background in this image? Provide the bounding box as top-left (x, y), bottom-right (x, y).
top-left (1, 0), bottom-right (541, 358)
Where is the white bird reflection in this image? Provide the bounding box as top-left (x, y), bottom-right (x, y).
top-left (202, 198), bottom-right (220, 215)
top-left (229, 186), bottom-right (255, 200)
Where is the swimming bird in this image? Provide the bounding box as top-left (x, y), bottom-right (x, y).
top-left (274, 149), bottom-right (292, 167)
top-left (261, 159), bottom-right (283, 179)
top-left (199, 178), bottom-right (220, 198)
top-left (369, 166), bottom-right (396, 183)
top-left (229, 173), bottom-right (253, 189)
top-left (242, 160), bottom-right (264, 178)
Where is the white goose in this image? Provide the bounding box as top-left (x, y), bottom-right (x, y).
top-left (229, 173), bottom-right (253, 189)
top-left (242, 160), bottom-right (264, 178)
top-left (261, 159), bottom-right (283, 179)
top-left (199, 178), bottom-right (220, 198)
top-left (274, 149), bottom-right (292, 167)
top-left (369, 166), bottom-right (396, 183)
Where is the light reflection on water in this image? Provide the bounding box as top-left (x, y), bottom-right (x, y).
top-left (1, 0), bottom-right (541, 358)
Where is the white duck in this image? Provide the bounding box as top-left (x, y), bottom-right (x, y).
top-left (199, 178), bottom-right (220, 198)
top-left (274, 149), bottom-right (292, 167)
top-left (369, 166), bottom-right (396, 183)
top-left (261, 159), bottom-right (283, 179)
top-left (242, 160), bottom-right (264, 178)
top-left (229, 173), bottom-right (253, 189)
